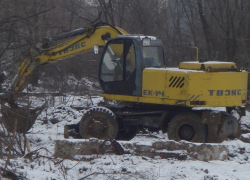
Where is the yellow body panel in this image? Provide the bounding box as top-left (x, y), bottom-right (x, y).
top-left (104, 94), bottom-right (182, 105)
top-left (179, 61), bottom-right (237, 71)
top-left (188, 71), bottom-right (247, 106)
top-left (142, 69), bottom-right (187, 101)
top-left (105, 67), bottom-right (248, 108)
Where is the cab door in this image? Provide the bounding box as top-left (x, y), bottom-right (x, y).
top-left (99, 39), bottom-right (138, 95)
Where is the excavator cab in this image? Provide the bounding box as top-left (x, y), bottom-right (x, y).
top-left (99, 36), bottom-right (165, 96)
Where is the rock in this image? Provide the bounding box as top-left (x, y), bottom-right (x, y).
top-left (240, 133), bottom-right (250, 143)
top-left (49, 119), bottom-right (60, 124)
top-left (204, 169), bottom-right (209, 174)
top-left (204, 175), bottom-right (218, 180)
top-left (187, 143), bottom-right (228, 161)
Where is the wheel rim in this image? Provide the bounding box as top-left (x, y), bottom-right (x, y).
top-left (178, 124), bottom-right (195, 141)
top-left (87, 118), bottom-right (107, 138)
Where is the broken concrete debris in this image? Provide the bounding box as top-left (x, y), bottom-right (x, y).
top-left (54, 139), bottom-right (235, 161)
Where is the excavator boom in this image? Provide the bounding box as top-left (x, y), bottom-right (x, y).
top-left (0, 22), bottom-right (128, 134)
top-left (11, 23), bottom-right (128, 92)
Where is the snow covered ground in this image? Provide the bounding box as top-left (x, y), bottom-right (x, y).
top-left (0, 95), bottom-right (250, 180)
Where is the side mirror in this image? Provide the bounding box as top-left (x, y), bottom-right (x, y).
top-left (94, 45), bottom-right (99, 54)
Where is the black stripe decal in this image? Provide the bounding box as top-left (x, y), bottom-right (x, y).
top-left (176, 77), bottom-right (185, 88)
top-left (169, 76), bottom-right (177, 87)
top-left (173, 77), bottom-right (181, 87)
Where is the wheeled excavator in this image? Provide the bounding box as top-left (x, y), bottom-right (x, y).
top-left (0, 22), bottom-right (248, 143)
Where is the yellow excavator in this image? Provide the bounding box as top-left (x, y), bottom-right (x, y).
top-left (0, 21), bottom-right (248, 143)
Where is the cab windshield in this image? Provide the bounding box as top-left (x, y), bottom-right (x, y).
top-left (143, 46), bottom-right (165, 68)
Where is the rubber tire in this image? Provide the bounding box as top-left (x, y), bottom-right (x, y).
top-left (167, 112), bottom-right (206, 143)
top-left (79, 107), bottom-right (118, 140)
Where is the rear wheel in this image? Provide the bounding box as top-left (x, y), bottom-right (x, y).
top-left (167, 112), bottom-right (206, 143)
top-left (79, 107), bottom-right (118, 140)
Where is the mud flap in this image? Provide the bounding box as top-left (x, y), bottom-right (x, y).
top-left (202, 111), bottom-right (241, 143)
top-left (222, 114), bottom-right (242, 139)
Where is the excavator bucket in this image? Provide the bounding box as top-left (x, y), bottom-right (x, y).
top-left (1, 103), bottom-right (46, 134)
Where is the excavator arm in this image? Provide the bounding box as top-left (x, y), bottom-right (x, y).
top-left (11, 22), bottom-right (128, 92)
top-left (0, 22), bottom-right (128, 134)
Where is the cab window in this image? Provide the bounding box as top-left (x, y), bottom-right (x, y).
top-left (143, 46), bottom-right (164, 68)
top-left (100, 39), bottom-right (136, 82)
top-left (125, 41), bottom-right (136, 79)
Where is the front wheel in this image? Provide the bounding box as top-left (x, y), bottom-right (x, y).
top-left (167, 112), bottom-right (207, 143)
top-left (79, 107), bottom-right (118, 140)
